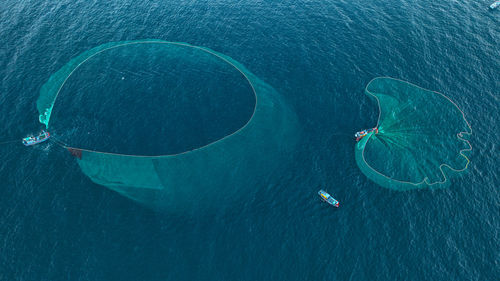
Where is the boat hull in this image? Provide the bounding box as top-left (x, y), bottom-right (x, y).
top-left (22, 131), bottom-right (50, 146)
top-left (318, 189), bottom-right (340, 207)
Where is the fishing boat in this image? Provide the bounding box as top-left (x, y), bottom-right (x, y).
top-left (22, 130), bottom-right (50, 146)
top-left (318, 189), bottom-right (339, 207)
top-left (490, 1), bottom-right (500, 9)
top-left (355, 127), bottom-right (378, 142)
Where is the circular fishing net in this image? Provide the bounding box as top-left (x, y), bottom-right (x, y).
top-left (37, 40), bottom-right (298, 209)
top-left (355, 77), bottom-right (472, 190)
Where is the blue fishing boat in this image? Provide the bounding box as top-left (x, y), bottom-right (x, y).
top-left (318, 189), bottom-right (339, 207)
top-left (490, 1), bottom-right (500, 9)
top-left (22, 130), bottom-right (50, 146)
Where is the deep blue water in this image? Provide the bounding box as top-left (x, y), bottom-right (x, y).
top-left (1, 1), bottom-right (499, 280)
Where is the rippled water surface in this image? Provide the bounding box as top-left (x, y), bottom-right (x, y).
top-left (0, 1), bottom-right (498, 280)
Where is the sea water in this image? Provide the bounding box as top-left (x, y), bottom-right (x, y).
top-left (0, 0), bottom-right (498, 280)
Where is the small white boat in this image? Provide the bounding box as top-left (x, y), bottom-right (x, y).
top-left (490, 1), bottom-right (500, 9)
top-left (355, 127), bottom-right (378, 142)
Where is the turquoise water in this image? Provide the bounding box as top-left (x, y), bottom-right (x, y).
top-left (1, 0), bottom-right (499, 280)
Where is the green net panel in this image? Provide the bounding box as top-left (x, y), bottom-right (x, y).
top-left (38, 40), bottom-right (298, 210)
top-left (355, 77), bottom-right (472, 190)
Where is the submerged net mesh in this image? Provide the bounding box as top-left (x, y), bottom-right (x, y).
top-left (355, 77), bottom-right (472, 190)
top-left (38, 40), bottom-right (298, 210)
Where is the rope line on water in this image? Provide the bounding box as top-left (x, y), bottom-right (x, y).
top-left (331, 133), bottom-right (352, 137)
top-left (41, 40), bottom-right (259, 158)
top-left (0, 135), bottom-right (72, 149)
top-left (0, 140), bottom-right (19, 145)
top-left (50, 136), bottom-right (68, 148)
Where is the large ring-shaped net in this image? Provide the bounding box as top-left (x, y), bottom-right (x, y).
top-left (37, 40), bottom-right (298, 210)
